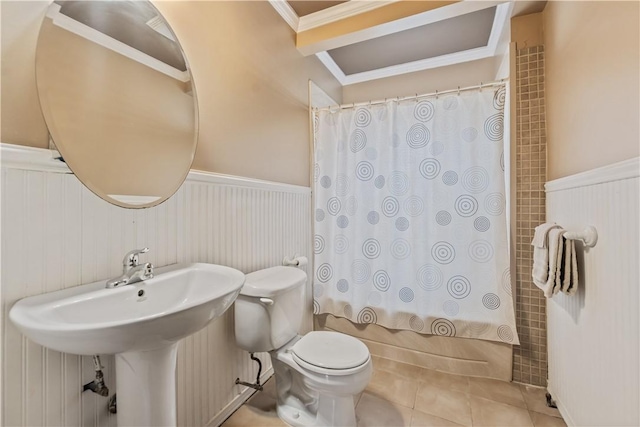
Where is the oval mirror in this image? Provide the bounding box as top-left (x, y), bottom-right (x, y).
top-left (35, 0), bottom-right (198, 208)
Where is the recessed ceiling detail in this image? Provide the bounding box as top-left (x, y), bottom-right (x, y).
top-left (328, 7), bottom-right (496, 75)
top-left (269, 0), bottom-right (521, 86)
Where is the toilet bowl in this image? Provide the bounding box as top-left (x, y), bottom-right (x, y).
top-left (234, 266), bottom-right (372, 427)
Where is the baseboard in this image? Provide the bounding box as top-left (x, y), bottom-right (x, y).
top-left (205, 367), bottom-right (274, 427)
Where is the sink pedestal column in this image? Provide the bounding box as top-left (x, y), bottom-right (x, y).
top-left (115, 343), bottom-right (179, 426)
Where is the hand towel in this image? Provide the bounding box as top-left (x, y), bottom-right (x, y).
top-left (548, 228), bottom-right (565, 297)
top-left (561, 237), bottom-right (579, 295)
top-left (532, 223), bottom-right (562, 286)
top-left (532, 223), bottom-right (560, 248)
top-left (533, 227), bottom-right (565, 298)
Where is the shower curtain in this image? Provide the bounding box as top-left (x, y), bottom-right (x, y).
top-left (312, 85), bottom-right (518, 344)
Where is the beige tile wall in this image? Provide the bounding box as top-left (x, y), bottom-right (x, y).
top-left (513, 45), bottom-right (547, 386)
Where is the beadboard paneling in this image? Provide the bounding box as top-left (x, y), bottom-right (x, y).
top-left (546, 158), bottom-right (639, 427)
top-left (1, 156), bottom-right (311, 427)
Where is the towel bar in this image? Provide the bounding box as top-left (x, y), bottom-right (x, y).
top-left (563, 226), bottom-right (598, 248)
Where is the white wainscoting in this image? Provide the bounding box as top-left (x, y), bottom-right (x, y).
top-left (0, 144), bottom-right (312, 427)
top-left (545, 157), bottom-right (639, 427)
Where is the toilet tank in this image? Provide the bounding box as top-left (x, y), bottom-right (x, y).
top-left (234, 266), bottom-right (307, 353)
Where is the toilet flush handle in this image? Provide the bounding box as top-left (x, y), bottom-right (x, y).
top-left (259, 297), bottom-right (274, 306)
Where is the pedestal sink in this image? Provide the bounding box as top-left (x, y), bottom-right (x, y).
top-left (9, 263), bottom-right (245, 426)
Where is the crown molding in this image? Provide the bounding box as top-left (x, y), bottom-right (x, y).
top-left (269, 0), bottom-right (512, 86)
top-left (315, 2), bottom-right (512, 86)
top-left (297, 0), bottom-right (504, 56)
top-left (268, 0), bottom-right (299, 31)
top-left (315, 52), bottom-right (347, 85)
top-left (341, 45), bottom-right (494, 85)
top-left (297, 0), bottom-right (398, 32)
top-left (267, 0), bottom-right (399, 33)
top-left (486, 2), bottom-right (513, 56)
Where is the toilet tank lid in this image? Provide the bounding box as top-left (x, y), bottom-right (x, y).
top-left (240, 266), bottom-right (307, 298)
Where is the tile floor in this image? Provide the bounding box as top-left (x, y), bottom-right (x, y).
top-left (222, 355), bottom-right (566, 427)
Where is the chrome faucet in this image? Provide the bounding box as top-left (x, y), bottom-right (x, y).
top-left (105, 248), bottom-right (154, 288)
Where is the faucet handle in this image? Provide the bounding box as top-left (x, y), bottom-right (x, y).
top-left (123, 248), bottom-right (149, 268)
top-left (143, 263), bottom-right (154, 280)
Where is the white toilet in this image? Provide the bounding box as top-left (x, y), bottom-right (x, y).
top-left (234, 265), bottom-right (372, 427)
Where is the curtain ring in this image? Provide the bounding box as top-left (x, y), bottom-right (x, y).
top-left (435, 90), bottom-right (438, 99)
top-left (480, 82), bottom-right (483, 92)
top-left (368, 100), bottom-right (372, 107)
top-left (457, 86), bottom-right (461, 96)
top-left (415, 93), bottom-right (418, 102)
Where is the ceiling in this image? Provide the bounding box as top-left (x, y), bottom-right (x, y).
top-left (328, 6), bottom-right (496, 75)
top-left (287, 1), bottom-right (347, 17)
top-left (270, 0), bottom-right (547, 85)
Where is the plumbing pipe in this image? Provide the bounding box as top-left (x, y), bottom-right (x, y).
top-left (82, 355), bottom-right (109, 397)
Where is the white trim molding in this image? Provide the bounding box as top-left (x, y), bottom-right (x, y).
top-left (267, 0), bottom-right (299, 31)
top-left (486, 2), bottom-right (512, 56)
top-left (545, 157), bottom-right (640, 193)
top-left (294, 1), bottom-right (512, 86)
top-left (267, 0), bottom-right (398, 34)
top-left (339, 45), bottom-right (493, 86)
top-left (299, 0), bottom-right (505, 56)
top-left (336, 2), bottom-right (511, 85)
top-left (315, 52), bottom-right (348, 85)
top-left (0, 143), bottom-right (311, 195)
top-left (0, 143), bottom-right (70, 173)
top-left (297, 0), bottom-right (398, 32)
top-left (188, 170), bottom-right (311, 194)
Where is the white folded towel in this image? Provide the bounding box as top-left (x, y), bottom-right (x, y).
top-left (560, 236), bottom-right (579, 295)
top-left (532, 223), bottom-right (580, 298)
top-left (532, 223), bottom-right (562, 286)
top-left (532, 222), bottom-right (561, 248)
top-left (547, 228), bottom-right (565, 297)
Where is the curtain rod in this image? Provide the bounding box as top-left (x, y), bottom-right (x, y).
top-left (312, 79), bottom-right (507, 112)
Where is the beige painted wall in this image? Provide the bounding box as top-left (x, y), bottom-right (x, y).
top-left (1, 1), bottom-right (342, 186)
top-left (511, 12), bottom-right (543, 50)
top-left (342, 56), bottom-right (499, 103)
top-left (0, 1), bottom-right (50, 147)
top-left (543, 1), bottom-right (639, 180)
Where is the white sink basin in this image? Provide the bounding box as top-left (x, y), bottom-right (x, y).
top-left (9, 262), bottom-right (245, 426)
top-left (10, 263), bottom-right (245, 355)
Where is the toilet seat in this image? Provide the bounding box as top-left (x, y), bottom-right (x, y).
top-left (291, 331), bottom-right (370, 376)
